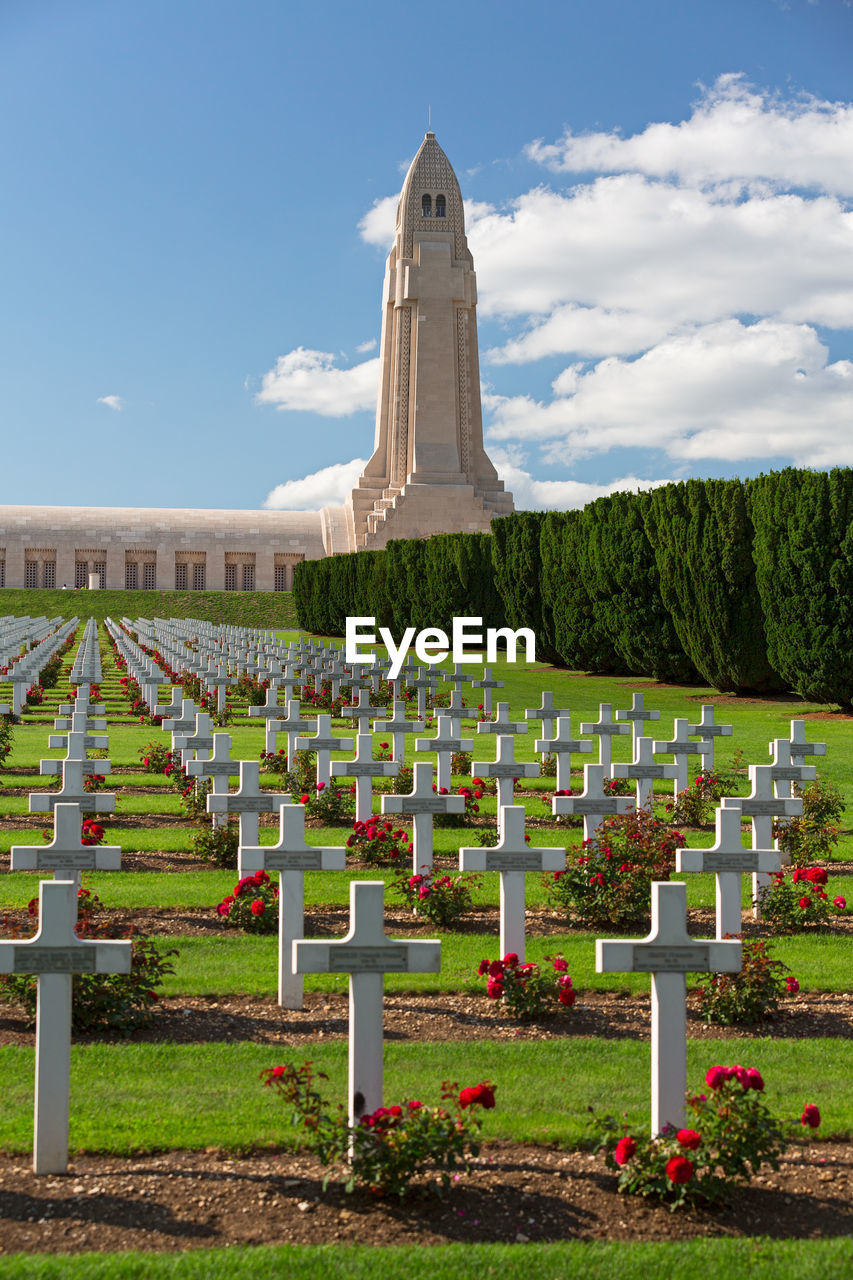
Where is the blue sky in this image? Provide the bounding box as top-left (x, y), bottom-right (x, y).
top-left (2, 0), bottom-right (852, 512)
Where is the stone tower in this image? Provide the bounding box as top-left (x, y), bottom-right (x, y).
top-left (348, 132), bottom-right (513, 549)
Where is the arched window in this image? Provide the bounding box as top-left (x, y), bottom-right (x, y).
top-left (421, 194), bottom-right (432, 217)
top-left (435, 194), bottom-right (446, 218)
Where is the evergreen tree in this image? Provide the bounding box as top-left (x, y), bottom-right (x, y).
top-left (491, 512), bottom-right (561, 664)
top-left (645, 479), bottom-right (783, 692)
top-left (748, 467), bottom-right (853, 710)
top-left (542, 510), bottom-right (624, 672)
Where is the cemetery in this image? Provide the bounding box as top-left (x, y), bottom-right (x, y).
top-left (0, 606), bottom-right (851, 1273)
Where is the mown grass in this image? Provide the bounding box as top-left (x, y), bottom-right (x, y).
top-left (0, 589), bottom-right (299, 628)
top-left (1, 1239), bottom-right (852, 1280)
top-left (0, 1038), bottom-right (848, 1154)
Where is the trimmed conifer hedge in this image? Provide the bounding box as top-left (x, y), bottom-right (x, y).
top-left (290, 468), bottom-right (853, 709)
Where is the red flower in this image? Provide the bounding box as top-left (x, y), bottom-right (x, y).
top-left (300, 794), bottom-right (310, 804)
top-left (614, 1136), bottom-right (636, 1166)
top-left (746, 1068), bottom-right (765, 1091)
top-left (488, 960), bottom-right (504, 978)
top-left (705, 1065), bottom-right (727, 1090)
top-left (486, 978), bottom-right (504, 999)
top-left (798, 896), bottom-right (811, 909)
top-left (676, 1128), bottom-right (702, 1150)
top-left (503, 952), bottom-right (519, 967)
top-left (786, 976), bottom-right (800, 994)
top-left (801, 1104), bottom-right (821, 1128)
top-left (552, 957), bottom-right (568, 973)
top-left (250, 900), bottom-right (265, 916)
top-left (477, 959), bottom-right (490, 976)
top-left (665, 1155), bottom-right (694, 1184)
top-left (558, 986), bottom-right (576, 1007)
top-left (834, 896), bottom-right (847, 910)
top-left (458, 1083), bottom-right (496, 1110)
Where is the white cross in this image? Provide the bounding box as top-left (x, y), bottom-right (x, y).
top-left (596, 881), bottom-right (741, 1134)
top-left (534, 713), bottom-right (593, 792)
top-left (372, 700), bottom-right (424, 766)
top-left (382, 761), bottom-right (465, 873)
top-left (472, 666), bottom-right (504, 716)
top-left (29, 759), bottom-right (115, 816)
top-left (344, 688), bottom-right (378, 733)
top-left (409, 667), bottom-right (439, 720)
top-left (611, 737), bottom-right (678, 811)
top-left (334, 733), bottom-right (397, 822)
top-left (788, 719), bottom-right (826, 767)
top-left (0, 880), bottom-right (131, 1173)
top-left (278, 700), bottom-right (316, 768)
top-left (767, 738), bottom-right (817, 800)
top-left (435, 689), bottom-right (469, 737)
top-left (207, 760), bottom-right (290, 847)
top-left (653, 719), bottom-right (712, 795)
top-left (185, 734), bottom-right (238, 827)
top-left (295, 714), bottom-right (353, 789)
top-left (40, 730), bottom-right (110, 776)
top-left (685, 705), bottom-right (733, 770)
top-left (204, 662), bottom-right (235, 711)
top-left (445, 663), bottom-right (475, 694)
top-left (295, 881), bottom-right (440, 1125)
top-left (415, 718), bottom-right (474, 793)
top-left (11, 803), bottom-right (121, 891)
top-left (552, 762), bottom-right (633, 841)
top-left (677, 806), bottom-right (780, 939)
top-left (51, 710), bottom-right (107, 735)
top-left (477, 701), bottom-right (528, 737)
top-left (615, 692), bottom-right (661, 753)
top-left (472, 735), bottom-right (538, 834)
top-left (579, 703), bottom-right (630, 769)
top-left (239, 803), bottom-right (346, 1008)
top-left (722, 763), bottom-right (804, 911)
top-left (525, 689), bottom-right (570, 741)
top-left (460, 806), bottom-right (564, 960)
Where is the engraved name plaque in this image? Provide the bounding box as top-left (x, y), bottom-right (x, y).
top-left (703, 853), bottom-right (756, 873)
top-left (487, 854), bottom-right (539, 872)
top-left (634, 946), bottom-right (710, 972)
top-left (329, 946), bottom-right (408, 973)
top-left (14, 946), bottom-right (97, 974)
top-left (264, 851), bottom-right (323, 871)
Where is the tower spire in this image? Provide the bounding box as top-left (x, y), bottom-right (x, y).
top-left (347, 133), bottom-right (513, 548)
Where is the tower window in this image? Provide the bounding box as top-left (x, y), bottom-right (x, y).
top-left (421, 194), bottom-right (432, 217)
top-left (435, 194), bottom-right (446, 218)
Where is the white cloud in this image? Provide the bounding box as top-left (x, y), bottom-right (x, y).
top-left (256, 347), bottom-right (378, 416)
top-left (489, 447), bottom-right (674, 510)
top-left (485, 320), bottom-right (853, 468)
top-left (356, 338), bottom-right (377, 353)
top-left (358, 194), bottom-right (399, 247)
top-left (263, 457), bottom-right (367, 510)
top-left (527, 74), bottom-right (853, 196)
top-left (96, 395), bottom-right (123, 411)
top-left (469, 178), bottom-right (853, 334)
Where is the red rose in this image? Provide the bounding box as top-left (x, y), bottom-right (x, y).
top-left (665, 1155), bottom-right (693, 1184)
top-left (705, 1065), bottom-right (727, 1090)
top-left (503, 953), bottom-right (519, 967)
top-left (250, 900), bottom-right (265, 916)
top-left (801, 1104), bottom-right (821, 1128)
top-left (676, 1128), bottom-right (702, 1150)
top-left (746, 1068), bottom-right (765, 1091)
top-left (558, 986), bottom-right (576, 1006)
top-left (798, 897), bottom-right (811, 909)
top-left (486, 978), bottom-right (504, 999)
top-left (459, 1083), bottom-right (496, 1110)
top-left (785, 976), bottom-right (800, 994)
top-left (614, 1136), bottom-right (636, 1166)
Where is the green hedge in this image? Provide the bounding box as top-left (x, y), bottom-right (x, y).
top-left (0, 589), bottom-right (299, 629)
top-left (290, 468), bottom-right (853, 708)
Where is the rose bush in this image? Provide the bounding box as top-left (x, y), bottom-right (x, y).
top-left (476, 952), bottom-right (576, 1019)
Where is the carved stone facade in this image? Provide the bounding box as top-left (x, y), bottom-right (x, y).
top-left (0, 133), bottom-right (512, 590)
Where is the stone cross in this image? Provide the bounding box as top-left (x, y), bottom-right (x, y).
top-left (596, 881), bottom-right (741, 1134)
top-left (435, 689), bottom-right (469, 737)
top-left (445, 663), bottom-right (475, 695)
top-left (372, 700), bottom-right (424, 766)
top-left (342, 688), bottom-right (378, 735)
top-left (46, 724), bottom-right (109, 754)
top-left (294, 714), bottom-right (353, 789)
top-left (615, 692), bottom-right (661, 752)
top-left (472, 666), bottom-right (504, 717)
top-left (685, 705), bottom-right (733, 771)
top-left (767, 738), bottom-right (817, 801)
top-left (382, 761), bottom-right (465, 873)
top-left (677, 805), bottom-right (780, 939)
top-left (579, 703), bottom-right (630, 769)
top-left (163, 700), bottom-right (202, 752)
top-left (788, 719), bottom-right (826, 769)
top-left (240, 803), bottom-right (346, 1008)
top-left (653, 719), bottom-right (712, 795)
top-left (185, 733), bottom-right (238, 827)
top-left (204, 661), bottom-right (234, 712)
top-left (278, 700), bottom-right (316, 769)
top-left (247, 686), bottom-right (285, 752)
top-left (534, 714), bottom-right (593, 793)
top-left (11, 802), bottom-right (121, 893)
top-left (29, 759), bottom-right (116, 816)
top-left (409, 667), bottom-right (439, 720)
top-left (471, 735), bottom-right (538, 835)
top-left (611, 737), bottom-right (678, 811)
top-left (0, 879), bottom-right (131, 1173)
top-left (173, 712), bottom-right (217, 765)
top-left (722, 763), bottom-right (804, 910)
top-left (51, 710), bottom-right (107, 735)
top-left (524, 689), bottom-right (569, 741)
top-left (334, 733), bottom-right (396, 822)
top-left (477, 701), bottom-right (528, 737)
top-left (460, 806), bottom-right (564, 960)
top-left (552, 762), bottom-right (633, 841)
top-left (295, 881), bottom-right (441, 1125)
top-left (207, 761), bottom-right (290, 847)
top-left (158, 687), bottom-right (186, 720)
top-left (40, 731), bottom-right (111, 779)
top-left (415, 718), bottom-right (474, 793)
